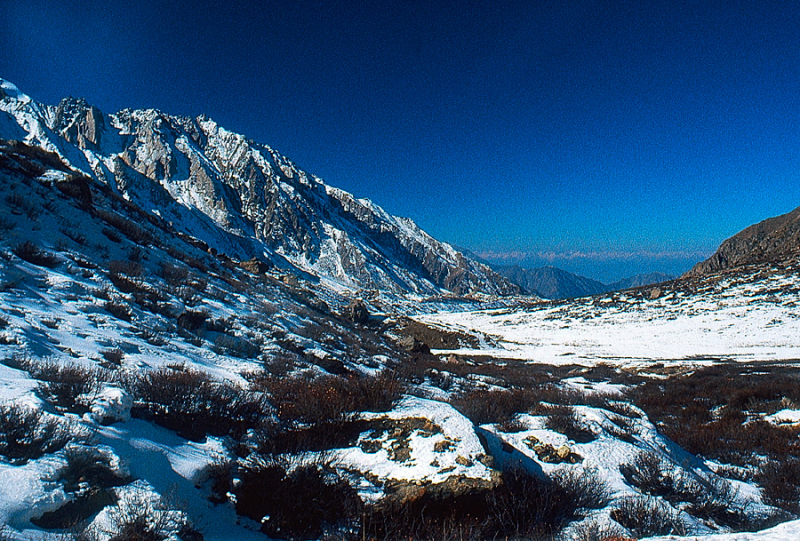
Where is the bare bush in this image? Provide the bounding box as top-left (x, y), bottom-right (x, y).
top-left (629, 363), bottom-right (800, 466)
top-left (551, 467), bottom-right (611, 511)
top-left (758, 457), bottom-right (800, 514)
top-left (568, 519), bottom-right (629, 541)
top-left (102, 491), bottom-right (195, 541)
top-left (29, 361), bottom-right (105, 413)
top-left (105, 300), bottom-right (132, 322)
top-left (177, 309), bottom-right (210, 332)
top-left (450, 388), bottom-right (540, 425)
top-left (157, 262), bottom-right (189, 286)
top-left (262, 372), bottom-right (403, 428)
top-left (101, 348), bottom-right (125, 367)
top-left (95, 208), bottom-right (154, 246)
top-left (13, 241), bottom-right (59, 268)
top-left (545, 407), bottom-right (596, 443)
top-left (129, 366), bottom-right (264, 441)
top-left (33, 445), bottom-right (132, 530)
top-left (228, 454), bottom-right (361, 541)
top-left (610, 496), bottom-right (683, 538)
top-left (0, 404), bottom-right (72, 463)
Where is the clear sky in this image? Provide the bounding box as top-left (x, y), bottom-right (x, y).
top-left (3, 1), bottom-right (800, 281)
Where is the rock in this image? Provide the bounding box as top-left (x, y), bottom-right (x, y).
top-left (556, 444), bottom-right (571, 460)
top-left (344, 299), bottom-right (369, 324)
top-left (239, 257), bottom-right (269, 274)
top-left (88, 386), bottom-right (132, 425)
top-left (648, 287), bottom-right (662, 300)
top-left (398, 335), bottom-right (430, 354)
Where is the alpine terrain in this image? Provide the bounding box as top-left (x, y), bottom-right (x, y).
top-left (1, 79), bottom-right (800, 541)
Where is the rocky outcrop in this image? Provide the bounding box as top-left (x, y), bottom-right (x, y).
top-left (685, 206), bottom-right (800, 277)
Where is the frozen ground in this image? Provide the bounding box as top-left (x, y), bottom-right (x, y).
top-left (417, 265), bottom-right (800, 367)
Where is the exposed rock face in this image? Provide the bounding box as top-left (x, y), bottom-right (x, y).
top-left (685, 206), bottom-right (800, 277)
top-left (0, 79), bottom-right (520, 297)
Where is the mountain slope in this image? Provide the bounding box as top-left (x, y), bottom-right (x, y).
top-left (686, 205), bottom-right (800, 277)
top-left (0, 79), bottom-right (519, 297)
top-left (496, 265), bottom-right (673, 299)
top-left (607, 271), bottom-right (672, 291)
top-left (496, 265), bottom-right (607, 299)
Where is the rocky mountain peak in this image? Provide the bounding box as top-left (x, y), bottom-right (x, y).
top-left (0, 79), bottom-right (520, 297)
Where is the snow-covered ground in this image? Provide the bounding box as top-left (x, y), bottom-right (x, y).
top-left (417, 267), bottom-right (800, 367)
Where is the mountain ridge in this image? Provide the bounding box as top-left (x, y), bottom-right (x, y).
top-left (0, 79), bottom-right (520, 298)
top-left (494, 264), bottom-right (673, 299)
top-left (686, 205), bottom-right (800, 277)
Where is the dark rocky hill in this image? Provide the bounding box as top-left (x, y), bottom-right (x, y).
top-left (685, 205), bottom-right (800, 277)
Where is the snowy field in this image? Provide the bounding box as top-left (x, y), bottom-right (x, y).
top-left (417, 267), bottom-right (800, 367)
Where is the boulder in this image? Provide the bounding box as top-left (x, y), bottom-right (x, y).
top-left (345, 299), bottom-right (370, 324)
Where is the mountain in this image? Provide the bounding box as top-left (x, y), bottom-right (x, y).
top-left (606, 271), bottom-right (673, 291)
top-left (495, 264), bottom-right (673, 299)
top-left (0, 79), bottom-right (519, 298)
top-left (686, 205), bottom-right (800, 277)
top-left (2, 78), bottom-right (800, 541)
top-left (497, 265), bottom-right (607, 299)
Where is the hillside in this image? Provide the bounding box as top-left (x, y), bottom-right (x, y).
top-left (686, 205), bottom-right (800, 277)
top-left (0, 79), bottom-right (518, 298)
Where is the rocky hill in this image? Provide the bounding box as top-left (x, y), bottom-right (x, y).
top-left (0, 79), bottom-right (518, 298)
top-left (686, 205), bottom-right (800, 277)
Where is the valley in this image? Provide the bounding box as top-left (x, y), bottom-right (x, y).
top-left (1, 79), bottom-right (800, 541)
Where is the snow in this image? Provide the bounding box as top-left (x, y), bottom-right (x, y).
top-left (765, 408), bottom-right (800, 425)
top-left (3, 77), bottom-right (800, 541)
top-left (642, 519), bottom-right (800, 541)
top-left (338, 396), bottom-right (495, 487)
top-left (417, 270), bottom-right (800, 367)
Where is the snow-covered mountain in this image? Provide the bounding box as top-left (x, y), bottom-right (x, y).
top-left (0, 79), bottom-right (518, 297)
top-left (4, 77), bottom-right (800, 541)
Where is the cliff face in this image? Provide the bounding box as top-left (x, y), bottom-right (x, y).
top-left (685, 206), bottom-right (800, 277)
top-left (0, 80), bottom-right (519, 297)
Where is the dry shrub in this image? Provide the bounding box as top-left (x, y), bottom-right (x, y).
top-left (105, 300), bottom-right (133, 322)
top-left (226, 455), bottom-right (361, 541)
top-left (609, 496), bottom-right (683, 538)
top-left (262, 371), bottom-right (404, 427)
top-left (130, 366), bottom-right (264, 441)
top-left (33, 445), bottom-right (132, 530)
top-left (630, 363), bottom-right (800, 465)
top-left (28, 361), bottom-right (105, 413)
top-left (13, 241), bottom-right (59, 268)
top-left (95, 208), bottom-right (154, 246)
top-left (544, 407), bottom-right (596, 443)
top-left (450, 388), bottom-right (540, 425)
top-left (0, 404), bottom-right (72, 463)
top-left (758, 457), bottom-right (800, 515)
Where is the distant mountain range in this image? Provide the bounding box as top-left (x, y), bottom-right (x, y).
top-left (494, 265), bottom-right (673, 299)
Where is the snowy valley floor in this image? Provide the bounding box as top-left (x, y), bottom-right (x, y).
top-left (2, 254), bottom-right (800, 540)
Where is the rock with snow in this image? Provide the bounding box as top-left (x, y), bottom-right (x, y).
top-left (89, 386), bottom-right (133, 425)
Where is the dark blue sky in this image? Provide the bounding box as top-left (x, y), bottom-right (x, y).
top-left (3, 1), bottom-right (800, 281)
